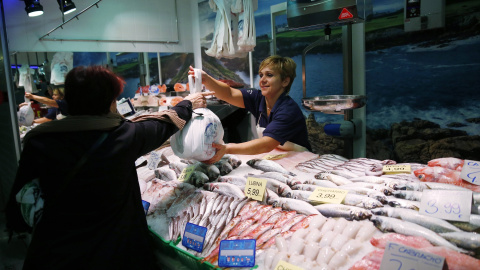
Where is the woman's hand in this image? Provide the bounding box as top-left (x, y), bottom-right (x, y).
top-left (25, 93), bottom-right (35, 100)
top-left (203, 143), bottom-right (228, 164)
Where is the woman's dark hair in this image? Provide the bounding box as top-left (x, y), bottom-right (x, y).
top-left (64, 66), bottom-right (124, 115)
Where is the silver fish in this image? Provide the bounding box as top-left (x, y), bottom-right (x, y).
top-left (386, 197), bottom-right (420, 211)
top-left (291, 184), bottom-right (324, 192)
top-left (155, 167), bottom-right (177, 181)
top-left (247, 159), bottom-right (296, 176)
top-left (343, 193), bottom-right (384, 209)
top-left (371, 207), bottom-right (462, 233)
top-left (214, 159), bottom-right (233, 176)
top-left (370, 215), bottom-right (470, 254)
top-left (392, 190), bottom-right (423, 201)
top-left (448, 214), bottom-right (480, 232)
top-left (271, 197), bottom-right (318, 215)
top-left (338, 186), bottom-right (388, 204)
top-left (314, 204), bottom-right (372, 220)
top-left (217, 175), bottom-right (247, 189)
top-left (303, 179), bottom-right (338, 188)
top-left (203, 182), bottom-right (246, 199)
top-left (247, 172), bottom-right (294, 185)
top-left (439, 231), bottom-right (480, 250)
top-left (222, 154), bottom-right (242, 169)
top-left (326, 174), bottom-right (353, 186)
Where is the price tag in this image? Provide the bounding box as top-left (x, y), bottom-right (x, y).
top-left (147, 151), bottom-right (162, 170)
top-left (141, 200), bottom-right (150, 216)
top-left (218, 239), bottom-right (256, 268)
top-left (117, 99), bottom-right (135, 116)
top-left (178, 165), bottom-right (196, 182)
top-left (263, 153), bottom-right (288, 160)
top-left (461, 160), bottom-right (480, 185)
top-left (419, 189), bottom-right (472, 222)
top-left (273, 260), bottom-right (304, 270)
top-left (308, 187), bottom-right (348, 204)
top-left (380, 241), bottom-right (445, 270)
top-left (135, 156), bottom-right (147, 167)
top-left (182, 222), bottom-right (207, 253)
top-left (383, 164), bottom-right (411, 174)
top-left (245, 177), bottom-right (267, 201)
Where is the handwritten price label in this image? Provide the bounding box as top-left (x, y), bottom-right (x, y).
top-left (383, 164), bottom-right (411, 174)
top-left (308, 187), bottom-right (348, 204)
top-left (263, 153), bottom-right (288, 160)
top-left (380, 241), bottom-right (445, 270)
top-left (419, 190), bottom-right (472, 222)
top-left (461, 160), bottom-right (480, 185)
top-left (178, 165), bottom-right (196, 182)
top-left (245, 177), bottom-right (267, 201)
top-left (274, 260), bottom-right (304, 270)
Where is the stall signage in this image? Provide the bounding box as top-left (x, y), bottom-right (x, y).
top-left (460, 160), bottom-right (480, 185)
top-left (218, 239), bottom-right (256, 268)
top-left (308, 187), bottom-right (348, 204)
top-left (338, 8), bottom-right (353, 20)
top-left (182, 222), bottom-right (207, 253)
top-left (178, 165), bottom-right (196, 182)
top-left (419, 190), bottom-right (472, 222)
top-left (245, 177), bottom-right (267, 201)
top-left (274, 260), bottom-right (304, 270)
top-left (383, 164), bottom-right (411, 174)
top-left (380, 241), bottom-right (445, 270)
top-left (141, 200), bottom-right (150, 216)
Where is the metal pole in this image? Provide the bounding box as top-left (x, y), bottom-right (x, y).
top-left (342, 24), bottom-right (353, 159)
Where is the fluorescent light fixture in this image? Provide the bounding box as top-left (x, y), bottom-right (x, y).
top-left (57, 0), bottom-right (77, 15)
top-left (24, 0), bottom-right (44, 17)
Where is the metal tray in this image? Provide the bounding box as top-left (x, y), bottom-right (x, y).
top-left (302, 95), bottom-right (367, 114)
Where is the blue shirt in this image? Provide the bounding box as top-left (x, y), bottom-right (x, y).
top-left (56, 99), bottom-right (69, 115)
top-left (44, 108), bottom-right (58, 120)
top-left (240, 88), bottom-right (312, 151)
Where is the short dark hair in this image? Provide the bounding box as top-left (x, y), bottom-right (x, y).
top-left (65, 66), bottom-right (125, 115)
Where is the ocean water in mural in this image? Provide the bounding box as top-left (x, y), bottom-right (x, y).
top-left (244, 35), bottom-right (480, 136)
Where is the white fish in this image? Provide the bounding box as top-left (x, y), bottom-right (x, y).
top-left (247, 158), bottom-right (296, 176)
top-left (439, 231), bottom-right (480, 249)
top-left (272, 197), bottom-right (319, 215)
top-left (303, 179), bottom-right (338, 188)
top-left (155, 167), bottom-right (177, 181)
top-left (203, 182), bottom-right (246, 199)
top-left (386, 197), bottom-right (420, 210)
top-left (326, 174), bottom-right (352, 185)
top-left (343, 193), bottom-right (384, 209)
top-left (370, 215), bottom-right (470, 254)
top-left (314, 204), bottom-right (372, 220)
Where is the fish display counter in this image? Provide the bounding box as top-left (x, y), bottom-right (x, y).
top-left (136, 147), bottom-right (480, 270)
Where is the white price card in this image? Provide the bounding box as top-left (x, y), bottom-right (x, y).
top-left (419, 189), bottom-right (472, 222)
top-left (460, 160), bottom-right (480, 185)
top-left (380, 241), bottom-right (445, 270)
top-left (178, 165), bottom-right (196, 182)
top-left (274, 260), bottom-right (304, 270)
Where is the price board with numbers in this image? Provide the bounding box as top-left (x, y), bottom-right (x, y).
top-left (178, 165), bottom-right (196, 182)
top-left (419, 189), bottom-right (472, 222)
top-left (308, 187), bottom-right (348, 204)
top-left (182, 222), bottom-right (207, 253)
top-left (461, 160), bottom-right (480, 185)
top-left (218, 239), bottom-right (256, 268)
top-left (380, 241), bottom-right (445, 270)
top-left (245, 177), bottom-right (267, 201)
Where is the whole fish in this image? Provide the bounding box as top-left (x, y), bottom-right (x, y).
top-left (203, 182), bottom-right (246, 199)
top-left (343, 193), bottom-right (384, 209)
top-left (414, 166), bottom-right (480, 192)
top-left (340, 182), bottom-right (394, 196)
top-left (189, 171), bottom-right (209, 187)
top-left (291, 184), bottom-right (324, 192)
top-left (217, 175), bottom-right (247, 189)
top-left (247, 159), bottom-right (296, 176)
top-left (271, 197), bottom-right (319, 215)
top-left (428, 157), bottom-right (464, 171)
top-left (439, 231), bottom-right (480, 249)
top-left (222, 154), bottom-right (242, 169)
top-left (214, 159), bottom-right (233, 176)
top-left (154, 167), bottom-right (177, 181)
top-left (338, 185), bottom-right (389, 204)
top-left (386, 197), bottom-right (420, 211)
top-left (370, 215), bottom-right (470, 254)
top-left (314, 204), bottom-right (372, 220)
top-left (392, 190), bottom-right (423, 201)
top-left (303, 179), bottom-right (338, 188)
top-left (326, 174), bottom-right (353, 186)
top-left (448, 214), bottom-right (480, 232)
top-left (371, 207), bottom-right (462, 233)
top-left (247, 172), bottom-right (295, 186)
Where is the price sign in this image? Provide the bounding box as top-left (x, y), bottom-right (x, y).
top-left (263, 153), bottom-right (288, 160)
top-left (380, 241), bottom-right (445, 270)
top-left (274, 260), bottom-right (304, 270)
top-left (308, 187), bottom-right (348, 204)
top-left (461, 160), bottom-right (480, 185)
top-left (419, 189), bottom-right (472, 222)
top-left (141, 200), bottom-right (150, 216)
top-left (147, 151), bottom-right (162, 170)
top-left (182, 222), bottom-right (207, 253)
top-left (383, 165), bottom-right (411, 174)
top-left (218, 239), bottom-right (256, 268)
top-left (178, 165), bottom-right (196, 182)
top-left (245, 177), bottom-right (267, 201)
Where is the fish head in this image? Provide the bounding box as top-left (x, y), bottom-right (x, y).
top-left (370, 208), bottom-right (389, 216)
top-left (413, 167), bottom-right (437, 182)
top-left (246, 159), bottom-right (259, 167)
top-left (289, 179), bottom-right (303, 186)
top-left (281, 189), bottom-right (293, 198)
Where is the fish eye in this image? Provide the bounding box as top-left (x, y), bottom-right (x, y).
top-left (418, 174), bottom-right (425, 180)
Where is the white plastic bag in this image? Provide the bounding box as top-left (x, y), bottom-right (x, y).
top-left (18, 103), bottom-right (35, 126)
top-left (170, 108), bottom-right (224, 161)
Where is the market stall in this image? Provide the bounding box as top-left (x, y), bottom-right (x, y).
top-left (137, 146), bottom-right (480, 270)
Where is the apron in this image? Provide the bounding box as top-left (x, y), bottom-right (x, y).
top-left (256, 113), bottom-right (307, 152)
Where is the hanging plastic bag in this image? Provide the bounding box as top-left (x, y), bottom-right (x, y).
top-left (18, 103), bottom-right (35, 126)
top-left (170, 108), bottom-right (224, 161)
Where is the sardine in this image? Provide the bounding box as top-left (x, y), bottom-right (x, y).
top-left (247, 159), bottom-right (296, 176)
top-left (271, 198), bottom-right (318, 215)
top-left (386, 197), bottom-right (420, 210)
top-left (154, 167), bottom-right (177, 181)
top-left (370, 215), bottom-right (470, 254)
top-left (439, 231), bottom-right (480, 250)
top-left (343, 193), bottom-right (384, 209)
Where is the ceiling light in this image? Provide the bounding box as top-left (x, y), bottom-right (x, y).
top-left (24, 0), bottom-right (44, 17)
top-left (57, 0), bottom-right (77, 15)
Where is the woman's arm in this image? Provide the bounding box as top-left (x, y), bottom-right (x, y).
top-left (25, 93), bottom-right (58, 107)
top-left (33, 117), bottom-right (52, 124)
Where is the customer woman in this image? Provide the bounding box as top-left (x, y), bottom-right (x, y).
top-left (190, 55), bottom-right (312, 164)
top-left (6, 65), bottom-right (207, 270)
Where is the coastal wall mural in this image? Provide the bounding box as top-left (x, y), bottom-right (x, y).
top-left (197, 0), bottom-right (480, 162)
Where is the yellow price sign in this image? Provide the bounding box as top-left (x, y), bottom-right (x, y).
top-left (383, 164), bottom-right (411, 174)
top-left (245, 177), bottom-right (267, 201)
top-left (308, 187), bottom-right (348, 204)
top-left (178, 165), bottom-right (196, 182)
top-left (263, 153), bottom-right (288, 160)
top-left (274, 260), bottom-right (304, 270)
